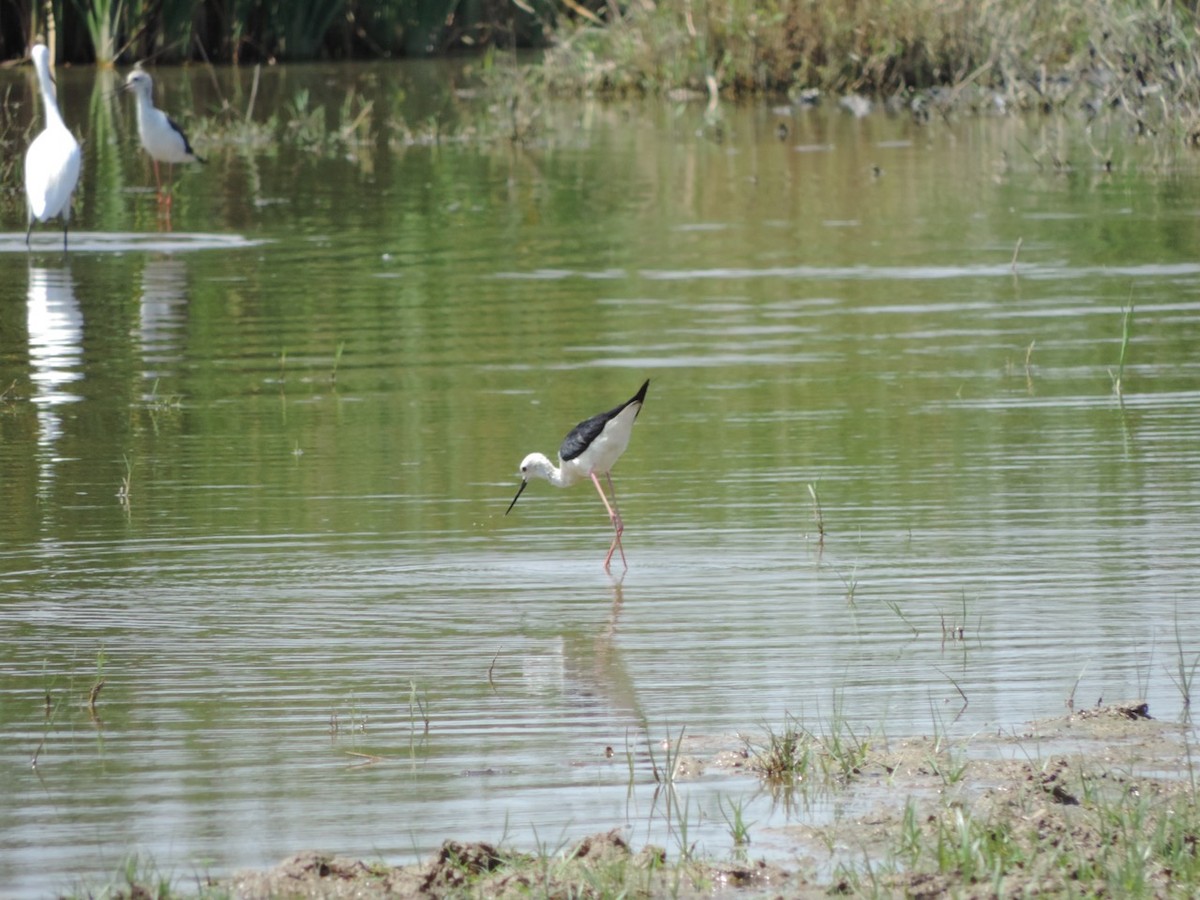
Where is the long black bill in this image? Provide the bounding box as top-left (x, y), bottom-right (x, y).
top-left (505, 479), bottom-right (529, 516)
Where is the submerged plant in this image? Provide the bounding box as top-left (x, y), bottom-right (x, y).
top-left (88, 648), bottom-right (108, 719)
top-left (746, 715), bottom-right (815, 782)
top-left (833, 565), bottom-right (858, 604)
top-left (331, 340), bottom-right (346, 384)
top-left (747, 709), bottom-right (872, 790)
top-left (1168, 606), bottom-right (1199, 718)
top-left (887, 600), bottom-right (920, 637)
top-left (0, 378), bottom-right (18, 410)
top-left (1110, 296), bottom-right (1135, 397)
top-left (718, 795), bottom-right (755, 847)
top-left (409, 680), bottom-right (430, 734)
top-left (644, 727), bottom-right (698, 860)
top-left (117, 454), bottom-right (133, 506)
top-left (820, 715), bottom-right (870, 782)
top-left (807, 481), bottom-right (824, 540)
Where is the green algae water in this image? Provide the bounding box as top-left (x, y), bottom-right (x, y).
top-left (2, 59), bottom-right (1199, 896)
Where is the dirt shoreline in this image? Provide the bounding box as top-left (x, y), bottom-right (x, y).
top-left (204, 704), bottom-right (1194, 898)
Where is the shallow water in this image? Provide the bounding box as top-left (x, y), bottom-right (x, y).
top-left (2, 59), bottom-right (1200, 896)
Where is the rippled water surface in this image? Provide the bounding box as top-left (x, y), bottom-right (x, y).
top-left (2, 60), bottom-right (1200, 896)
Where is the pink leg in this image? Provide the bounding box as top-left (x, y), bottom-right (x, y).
top-left (590, 472), bottom-right (627, 571)
top-left (605, 472), bottom-right (623, 524)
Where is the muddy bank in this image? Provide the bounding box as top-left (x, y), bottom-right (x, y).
top-left (207, 704), bottom-right (1193, 898)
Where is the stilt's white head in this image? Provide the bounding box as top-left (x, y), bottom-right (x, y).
top-left (123, 69), bottom-right (154, 101)
top-left (505, 453), bottom-right (557, 515)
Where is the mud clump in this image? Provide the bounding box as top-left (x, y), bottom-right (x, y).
top-left (228, 829), bottom-right (781, 899)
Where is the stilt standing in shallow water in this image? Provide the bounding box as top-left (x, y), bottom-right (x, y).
top-left (506, 380), bottom-right (650, 571)
top-left (122, 68), bottom-right (204, 197)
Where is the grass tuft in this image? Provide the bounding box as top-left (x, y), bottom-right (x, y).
top-left (717, 795), bottom-right (754, 848)
top-left (746, 712), bottom-right (869, 786)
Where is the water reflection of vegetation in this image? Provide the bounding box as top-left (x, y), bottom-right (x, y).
top-left (187, 52), bottom-right (545, 154)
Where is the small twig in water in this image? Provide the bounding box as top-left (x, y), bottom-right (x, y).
top-left (31, 694), bottom-right (63, 768)
top-left (88, 649), bottom-right (108, 721)
top-left (88, 680), bottom-right (106, 718)
top-left (409, 680), bottom-right (430, 734)
top-left (117, 454), bottom-right (133, 505)
top-left (807, 482), bottom-right (825, 540)
top-left (488, 649), bottom-right (500, 692)
top-left (1109, 294), bottom-right (1134, 398)
top-left (331, 340), bottom-right (346, 384)
top-left (1010, 236), bottom-right (1023, 271)
top-left (1066, 663), bottom-right (1089, 713)
top-left (831, 565), bottom-right (858, 604)
top-left (1168, 606), bottom-right (1199, 717)
top-left (887, 600), bottom-right (919, 637)
top-left (936, 666), bottom-right (969, 723)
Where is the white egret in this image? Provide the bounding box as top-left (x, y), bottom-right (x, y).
top-left (24, 43), bottom-right (82, 250)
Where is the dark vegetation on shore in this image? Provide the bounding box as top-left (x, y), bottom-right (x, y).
top-left (2, 2), bottom-right (1199, 145)
top-left (1, 0), bottom-right (1198, 125)
top-left (2, 0), bottom-right (554, 66)
top-left (531, 0), bottom-right (1200, 142)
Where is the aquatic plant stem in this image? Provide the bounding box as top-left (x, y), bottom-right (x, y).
top-left (807, 482), bottom-right (824, 540)
top-left (1110, 296), bottom-right (1134, 397)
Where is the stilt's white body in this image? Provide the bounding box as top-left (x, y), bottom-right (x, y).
top-left (123, 69), bottom-right (202, 189)
top-left (24, 44), bottom-right (82, 248)
top-left (517, 396), bottom-right (642, 488)
top-left (507, 380), bottom-right (649, 571)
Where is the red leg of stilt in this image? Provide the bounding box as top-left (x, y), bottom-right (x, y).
top-left (591, 471), bottom-right (627, 571)
top-left (604, 472), bottom-right (623, 525)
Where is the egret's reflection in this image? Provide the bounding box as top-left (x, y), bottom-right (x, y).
top-left (26, 264), bottom-right (82, 494)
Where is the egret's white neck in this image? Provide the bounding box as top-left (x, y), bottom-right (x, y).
top-left (34, 59), bottom-right (67, 131)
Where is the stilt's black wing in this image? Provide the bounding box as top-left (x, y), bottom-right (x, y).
top-left (168, 116), bottom-right (204, 162)
top-left (559, 379), bottom-right (649, 462)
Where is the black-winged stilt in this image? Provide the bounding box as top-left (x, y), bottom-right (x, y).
top-left (122, 69), bottom-right (203, 194)
top-left (506, 379), bottom-right (650, 571)
top-left (24, 43), bottom-right (82, 250)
